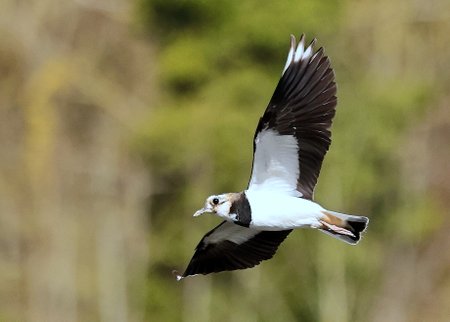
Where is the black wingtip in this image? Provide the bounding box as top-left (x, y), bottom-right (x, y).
top-left (313, 46), bottom-right (324, 57)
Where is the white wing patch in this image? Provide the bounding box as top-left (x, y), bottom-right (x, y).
top-left (248, 129), bottom-right (301, 197)
top-left (203, 222), bottom-right (260, 245)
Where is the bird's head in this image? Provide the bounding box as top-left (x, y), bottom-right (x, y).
top-left (193, 193), bottom-right (237, 222)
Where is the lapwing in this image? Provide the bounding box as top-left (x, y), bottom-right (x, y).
top-left (175, 35), bottom-right (369, 280)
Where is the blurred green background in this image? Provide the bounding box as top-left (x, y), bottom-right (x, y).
top-left (1, 0), bottom-right (449, 321)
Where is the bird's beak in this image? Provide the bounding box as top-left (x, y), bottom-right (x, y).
top-left (193, 207), bottom-right (210, 217)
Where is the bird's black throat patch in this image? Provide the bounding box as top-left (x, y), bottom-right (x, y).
top-left (230, 192), bottom-right (252, 227)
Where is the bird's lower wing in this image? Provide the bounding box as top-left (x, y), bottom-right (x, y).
top-left (176, 221), bottom-right (291, 279)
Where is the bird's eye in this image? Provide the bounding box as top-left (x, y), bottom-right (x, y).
top-left (212, 198), bottom-right (219, 205)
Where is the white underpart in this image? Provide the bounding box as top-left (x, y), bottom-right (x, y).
top-left (249, 129), bottom-right (301, 197)
top-left (203, 222), bottom-right (260, 245)
top-left (282, 35), bottom-right (313, 75)
top-left (245, 190), bottom-right (325, 230)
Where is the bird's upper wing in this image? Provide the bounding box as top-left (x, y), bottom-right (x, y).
top-left (177, 221), bottom-right (291, 279)
top-left (248, 35), bottom-right (337, 199)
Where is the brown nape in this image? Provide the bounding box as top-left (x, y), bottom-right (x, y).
top-left (227, 192), bottom-right (244, 203)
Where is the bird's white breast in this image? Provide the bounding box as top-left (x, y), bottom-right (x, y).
top-left (245, 190), bottom-right (324, 230)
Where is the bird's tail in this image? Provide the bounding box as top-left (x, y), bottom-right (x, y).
top-left (318, 210), bottom-right (369, 245)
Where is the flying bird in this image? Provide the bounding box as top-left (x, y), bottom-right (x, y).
top-left (175, 35), bottom-right (369, 280)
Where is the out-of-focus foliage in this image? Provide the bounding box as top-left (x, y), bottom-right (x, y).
top-left (0, 1), bottom-right (153, 321)
top-left (0, 0), bottom-right (449, 321)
